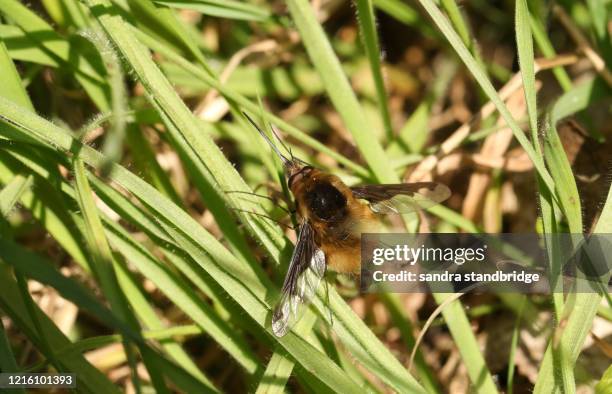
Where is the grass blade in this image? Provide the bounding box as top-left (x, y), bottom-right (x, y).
top-left (506, 297), bottom-right (526, 394)
top-left (254, 310), bottom-right (319, 394)
top-left (533, 185), bottom-right (612, 394)
top-left (542, 114), bottom-right (582, 233)
top-left (115, 266), bottom-right (218, 390)
top-left (373, 0), bottom-right (436, 37)
top-left (355, 0), bottom-right (393, 141)
top-left (0, 263), bottom-right (121, 393)
top-left (0, 174), bottom-right (32, 217)
top-left (432, 293), bottom-right (498, 393)
top-left (0, 0), bottom-right (111, 110)
top-left (125, 124), bottom-right (185, 207)
top-left (533, 77), bottom-right (611, 394)
top-left (286, 0), bottom-right (397, 183)
top-left (0, 40), bottom-right (32, 111)
top-left (0, 319), bottom-right (25, 394)
top-left (88, 0), bottom-right (287, 259)
top-left (3, 140), bottom-right (259, 377)
top-left (134, 28), bottom-right (370, 178)
top-left (0, 94), bottom-right (373, 393)
top-left (418, 0), bottom-right (555, 195)
top-left (153, 0), bottom-right (270, 21)
top-left (72, 157), bottom-right (160, 392)
top-left (529, 13), bottom-right (572, 91)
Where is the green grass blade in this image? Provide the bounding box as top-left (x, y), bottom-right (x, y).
top-left (542, 114), bottom-right (582, 233)
top-left (122, 0), bottom-right (211, 70)
top-left (254, 310), bottom-right (321, 394)
top-left (125, 124), bottom-right (185, 207)
top-left (373, 0), bottom-right (436, 37)
top-left (533, 76), bottom-right (611, 394)
top-left (0, 174), bottom-right (32, 217)
top-left (585, 0), bottom-right (612, 65)
top-left (544, 77), bottom-right (606, 234)
top-left (440, 0), bottom-right (470, 48)
top-left (432, 293), bottom-right (498, 393)
top-left (596, 364), bottom-right (612, 393)
top-left (153, 0), bottom-right (271, 21)
top-left (506, 297), bottom-right (526, 394)
top-left (0, 318), bottom-right (25, 394)
top-left (0, 158), bottom-right (35, 390)
top-left (14, 272), bottom-right (65, 373)
top-left (157, 106), bottom-right (262, 267)
top-left (0, 0), bottom-right (111, 110)
top-left (0, 40), bottom-right (33, 111)
top-left (529, 14), bottom-right (572, 91)
top-left (0, 24), bottom-right (61, 67)
top-left (535, 169), bottom-right (611, 393)
top-left (255, 351), bottom-right (294, 394)
top-left (381, 294), bottom-right (440, 393)
top-left (0, 263), bottom-right (121, 393)
top-left (516, 0), bottom-right (572, 327)
top-left (133, 28), bottom-right (370, 178)
top-left (83, 28), bottom-right (128, 170)
top-left (113, 264), bottom-right (219, 391)
top-left (73, 157), bottom-right (159, 392)
top-left (73, 158), bottom-right (136, 327)
top-left (88, 0), bottom-right (286, 259)
top-left (440, 0), bottom-right (483, 68)
top-left (2, 140), bottom-right (258, 377)
top-left (41, 0), bottom-right (89, 28)
top-left (0, 97), bottom-right (372, 392)
top-left (0, 149), bottom-right (90, 269)
top-left (311, 290), bottom-right (426, 393)
top-left (515, 0), bottom-right (538, 146)
top-left (419, 0), bottom-right (556, 195)
top-left (286, 0), bottom-right (397, 183)
top-left (104, 218), bottom-right (262, 375)
top-left (551, 77), bottom-right (607, 121)
top-left (387, 59), bottom-right (456, 156)
top-left (355, 0), bottom-right (393, 141)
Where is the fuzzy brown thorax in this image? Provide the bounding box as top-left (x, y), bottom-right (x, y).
top-left (287, 165), bottom-right (377, 273)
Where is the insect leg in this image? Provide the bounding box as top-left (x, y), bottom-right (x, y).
top-left (229, 207), bottom-right (296, 230)
top-left (225, 190), bottom-right (293, 214)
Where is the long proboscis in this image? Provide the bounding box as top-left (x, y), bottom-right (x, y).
top-left (243, 112), bottom-right (290, 164)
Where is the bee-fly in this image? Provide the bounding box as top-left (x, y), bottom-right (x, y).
top-left (243, 113), bottom-right (450, 337)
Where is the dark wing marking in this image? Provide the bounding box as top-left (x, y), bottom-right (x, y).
top-left (272, 221), bottom-right (325, 337)
top-left (351, 182), bottom-right (451, 214)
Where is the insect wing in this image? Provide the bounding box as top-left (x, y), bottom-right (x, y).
top-left (351, 182), bottom-right (451, 214)
top-left (272, 221), bottom-right (326, 337)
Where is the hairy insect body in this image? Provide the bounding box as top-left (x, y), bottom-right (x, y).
top-left (242, 112), bottom-right (449, 337)
top-left (290, 168), bottom-right (379, 274)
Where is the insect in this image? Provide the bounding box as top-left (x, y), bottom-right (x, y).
top-left (243, 113), bottom-right (451, 337)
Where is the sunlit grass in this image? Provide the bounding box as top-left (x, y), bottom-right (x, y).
top-left (0, 0), bottom-right (610, 392)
